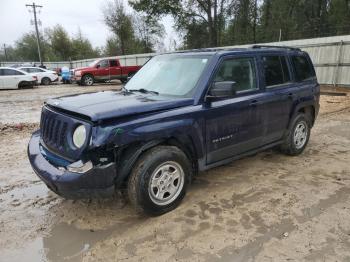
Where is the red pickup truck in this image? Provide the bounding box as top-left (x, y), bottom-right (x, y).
top-left (73, 58), bottom-right (141, 86)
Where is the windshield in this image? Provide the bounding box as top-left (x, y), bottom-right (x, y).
top-left (125, 54), bottom-right (211, 97)
top-left (88, 60), bottom-right (99, 67)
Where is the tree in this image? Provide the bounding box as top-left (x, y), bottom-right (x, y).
top-left (71, 28), bottom-right (100, 59)
top-left (133, 15), bottom-right (165, 53)
top-left (103, 0), bottom-right (136, 55)
top-left (13, 32), bottom-right (51, 61)
top-left (46, 25), bottom-right (73, 60)
top-left (328, 0), bottom-right (350, 35)
top-left (103, 36), bottom-right (120, 56)
top-left (129, 0), bottom-right (232, 47)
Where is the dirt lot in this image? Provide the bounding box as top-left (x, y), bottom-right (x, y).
top-left (0, 85), bottom-right (350, 262)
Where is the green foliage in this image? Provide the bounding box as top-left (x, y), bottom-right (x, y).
top-left (102, 0), bottom-right (164, 55)
top-left (131, 0), bottom-right (350, 49)
top-left (1, 26), bottom-right (100, 62)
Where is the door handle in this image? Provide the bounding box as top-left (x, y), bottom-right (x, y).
top-left (250, 100), bottom-right (259, 106)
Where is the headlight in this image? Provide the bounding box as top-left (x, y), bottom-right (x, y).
top-left (73, 125), bottom-right (86, 148)
top-left (75, 71), bottom-right (81, 76)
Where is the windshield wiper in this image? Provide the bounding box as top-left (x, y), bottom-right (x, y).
top-left (127, 88), bottom-right (159, 95)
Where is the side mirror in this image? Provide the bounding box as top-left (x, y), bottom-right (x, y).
top-left (208, 81), bottom-right (236, 98)
top-left (96, 64), bottom-right (100, 69)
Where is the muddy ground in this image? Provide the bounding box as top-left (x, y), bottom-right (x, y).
top-left (0, 84), bottom-right (350, 262)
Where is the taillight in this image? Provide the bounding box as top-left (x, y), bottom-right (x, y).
top-left (33, 76), bottom-right (38, 81)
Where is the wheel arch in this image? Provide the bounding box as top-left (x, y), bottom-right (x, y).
top-left (82, 73), bottom-right (94, 78)
top-left (114, 135), bottom-right (198, 188)
top-left (288, 102), bottom-right (316, 129)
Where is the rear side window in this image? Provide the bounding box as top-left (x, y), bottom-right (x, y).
top-left (29, 68), bottom-right (44, 73)
top-left (262, 56), bottom-right (291, 87)
top-left (2, 69), bottom-right (24, 75)
top-left (292, 55), bottom-right (315, 81)
top-left (110, 60), bottom-right (119, 67)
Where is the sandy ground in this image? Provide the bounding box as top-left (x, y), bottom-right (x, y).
top-left (0, 84), bottom-right (350, 262)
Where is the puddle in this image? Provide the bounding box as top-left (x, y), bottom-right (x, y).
top-left (43, 222), bottom-right (111, 262)
top-left (3, 222), bottom-right (112, 262)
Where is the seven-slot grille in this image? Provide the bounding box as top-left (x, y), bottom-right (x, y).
top-left (40, 110), bottom-right (68, 149)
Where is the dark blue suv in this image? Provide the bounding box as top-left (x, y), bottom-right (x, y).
top-left (28, 46), bottom-right (320, 215)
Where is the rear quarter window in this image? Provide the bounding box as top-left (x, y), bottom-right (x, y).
top-left (291, 55), bottom-right (315, 82)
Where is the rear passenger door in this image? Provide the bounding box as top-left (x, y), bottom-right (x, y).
top-left (109, 59), bottom-right (122, 79)
top-left (259, 55), bottom-right (296, 144)
top-left (290, 54), bottom-right (318, 101)
top-left (1, 69), bottom-right (22, 89)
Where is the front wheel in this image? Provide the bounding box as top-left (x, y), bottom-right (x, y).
top-left (82, 75), bottom-right (94, 86)
top-left (127, 146), bottom-right (191, 215)
top-left (280, 113), bottom-right (311, 155)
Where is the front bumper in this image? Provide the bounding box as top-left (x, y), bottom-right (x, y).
top-left (27, 131), bottom-right (116, 199)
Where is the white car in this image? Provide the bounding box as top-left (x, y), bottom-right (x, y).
top-left (19, 67), bottom-right (59, 85)
top-left (0, 67), bottom-right (37, 90)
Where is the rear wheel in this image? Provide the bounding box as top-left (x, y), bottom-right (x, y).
top-left (41, 77), bottom-right (51, 85)
top-left (127, 146), bottom-right (191, 215)
top-left (82, 74), bottom-right (94, 86)
top-left (18, 81), bottom-right (33, 89)
top-left (280, 113), bottom-right (311, 155)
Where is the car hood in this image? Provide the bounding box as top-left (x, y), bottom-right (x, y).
top-left (74, 67), bottom-right (91, 72)
top-left (46, 91), bottom-right (194, 122)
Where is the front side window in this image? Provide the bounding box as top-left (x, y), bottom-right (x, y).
top-left (292, 55), bottom-right (315, 82)
top-left (125, 54), bottom-right (211, 97)
top-left (97, 60), bottom-right (109, 68)
top-left (213, 57), bottom-right (257, 92)
top-left (21, 68), bottom-right (30, 73)
top-left (263, 56), bottom-right (291, 87)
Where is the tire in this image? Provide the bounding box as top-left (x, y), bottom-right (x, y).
top-left (41, 77), bottom-right (51, 85)
top-left (18, 81), bottom-right (33, 89)
top-left (82, 74), bottom-right (94, 86)
top-left (128, 146), bottom-right (191, 216)
top-left (280, 113), bottom-right (311, 156)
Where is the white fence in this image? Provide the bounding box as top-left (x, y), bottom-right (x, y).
top-left (2, 35), bottom-right (350, 87)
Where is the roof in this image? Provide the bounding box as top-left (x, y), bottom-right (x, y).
top-left (169, 45), bottom-right (303, 56)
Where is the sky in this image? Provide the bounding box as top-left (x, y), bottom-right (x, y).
top-left (0, 0), bottom-right (179, 51)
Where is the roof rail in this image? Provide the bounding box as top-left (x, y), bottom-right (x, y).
top-left (252, 45), bottom-right (301, 51)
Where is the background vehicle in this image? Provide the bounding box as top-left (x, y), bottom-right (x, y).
top-left (19, 67), bottom-right (58, 85)
top-left (28, 47), bottom-right (320, 215)
top-left (0, 67), bottom-right (37, 89)
top-left (73, 58), bottom-right (141, 86)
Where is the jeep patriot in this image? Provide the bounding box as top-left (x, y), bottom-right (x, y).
top-left (28, 46), bottom-right (320, 215)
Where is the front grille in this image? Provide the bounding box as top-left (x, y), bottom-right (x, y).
top-left (39, 105), bottom-right (90, 161)
top-left (41, 111), bottom-right (68, 150)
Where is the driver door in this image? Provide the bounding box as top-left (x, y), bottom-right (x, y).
top-left (95, 60), bottom-right (110, 81)
top-left (205, 56), bottom-right (264, 164)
